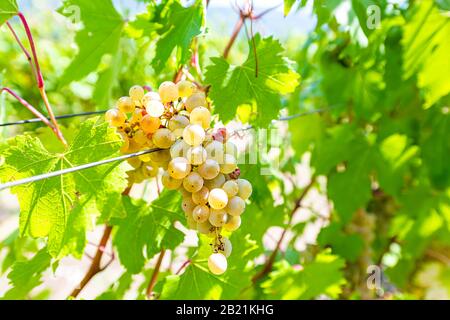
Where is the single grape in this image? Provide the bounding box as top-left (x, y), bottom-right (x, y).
top-left (226, 196), bottom-right (245, 216)
top-left (198, 159), bottom-right (220, 180)
top-left (141, 164), bottom-right (158, 178)
top-left (209, 209), bottom-right (227, 227)
top-left (117, 97), bottom-right (134, 113)
top-left (168, 115), bottom-right (190, 137)
top-left (182, 196), bottom-right (196, 214)
top-left (130, 108), bottom-right (144, 123)
top-left (142, 92), bottom-right (161, 106)
top-left (205, 141), bottom-right (224, 163)
top-left (208, 253), bottom-right (227, 275)
top-left (129, 85), bottom-right (145, 102)
top-left (127, 157), bottom-right (142, 169)
top-left (162, 171), bottom-right (182, 190)
top-left (105, 109), bottom-right (126, 126)
top-left (185, 92), bottom-right (206, 112)
top-left (197, 220), bottom-right (214, 235)
top-left (219, 154), bottom-right (237, 174)
top-left (190, 106), bottom-right (211, 129)
top-left (192, 205), bottom-right (210, 223)
top-left (219, 237), bottom-right (232, 257)
top-left (223, 215), bottom-right (241, 232)
top-left (168, 157), bottom-right (191, 179)
top-left (149, 149), bottom-right (171, 163)
top-left (152, 128), bottom-right (174, 149)
top-left (134, 129), bottom-right (148, 145)
top-left (208, 188), bottom-right (228, 210)
top-left (159, 81), bottom-right (179, 103)
top-left (222, 180), bottom-right (239, 197)
top-left (177, 80), bottom-right (196, 97)
top-left (183, 172), bottom-right (204, 193)
top-left (192, 186), bottom-right (209, 205)
top-left (145, 100), bottom-right (165, 118)
top-left (183, 124), bottom-right (205, 146)
top-left (237, 179), bottom-right (252, 200)
top-left (204, 173), bottom-right (225, 190)
top-left (141, 115), bottom-right (161, 134)
top-left (170, 139), bottom-right (190, 158)
top-left (186, 146), bottom-right (207, 165)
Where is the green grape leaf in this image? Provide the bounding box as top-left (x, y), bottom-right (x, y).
top-left (1, 248), bottom-right (51, 299)
top-left (261, 250), bottom-right (346, 299)
top-left (289, 113), bottom-right (325, 157)
top-left (0, 117), bottom-right (127, 258)
top-left (58, 0), bottom-right (124, 86)
top-left (160, 232), bottom-right (259, 299)
top-left (351, 0), bottom-right (386, 37)
top-left (152, 0), bottom-right (204, 72)
top-left (112, 190), bottom-right (185, 274)
top-left (0, 0), bottom-right (17, 26)
top-left (205, 35), bottom-right (300, 126)
top-left (403, 0), bottom-right (450, 107)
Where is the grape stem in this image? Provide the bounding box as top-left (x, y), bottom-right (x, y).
top-left (146, 248), bottom-right (166, 299)
top-left (252, 177), bottom-right (316, 283)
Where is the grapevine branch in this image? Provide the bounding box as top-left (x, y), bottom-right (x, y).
top-left (252, 177), bottom-right (316, 283)
top-left (146, 249), bottom-right (166, 299)
top-left (0, 110), bottom-right (107, 127)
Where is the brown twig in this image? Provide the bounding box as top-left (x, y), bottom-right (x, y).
top-left (223, 15), bottom-right (245, 59)
top-left (172, 66), bottom-right (184, 83)
top-left (175, 259), bottom-right (191, 275)
top-left (146, 249), bottom-right (166, 299)
top-left (252, 177), bottom-right (316, 283)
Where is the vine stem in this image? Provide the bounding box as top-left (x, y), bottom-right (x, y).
top-left (223, 15), bottom-right (245, 59)
top-left (15, 12), bottom-right (67, 147)
top-left (252, 177), bottom-right (316, 283)
top-left (146, 249), bottom-right (166, 299)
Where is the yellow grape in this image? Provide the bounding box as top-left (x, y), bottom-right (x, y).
top-left (127, 157), bottom-right (142, 169)
top-left (192, 186), bottom-right (209, 205)
top-left (190, 106), bottom-right (211, 129)
top-left (197, 220), bottom-right (214, 235)
top-left (130, 108), bottom-right (144, 123)
top-left (134, 129), bottom-right (148, 145)
top-left (183, 124), bottom-right (205, 146)
top-left (168, 115), bottom-right (190, 137)
top-left (149, 149), bottom-right (171, 163)
top-left (237, 179), bottom-right (252, 200)
top-left (161, 171), bottom-right (182, 190)
top-left (117, 97), bottom-right (135, 113)
top-left (209, 209), bottom-right (227, 227)
top-left (192, 205), bottom-right (210, 223)
top-left (105, 109), bottom-right (126, 127)
top-left (223, 216), bottom-right (241, 232)
top-left (186, 146), bottom-right (207, 165)
top-left (142, 92), bottom-right (161, 106)
top-left (218, 237), bottom-right (232, 258)
top-left (185, 92), bottom-right (206, 112)
top-left (129, 85), bottom-right (145, 102)
top-left (225, 196), bottom-right (245, 216)
top-left (205, 141), bottom-right (224, 163)
top-left (168, 157), bottom-right (191, 179)
top-left (198, 159), bottom-right (220, 180)
top-left (182, 197), bottom-right (196, 214)
top-left (152, 128), bottom-right (174, 148)
top-left (177, 80), bottom-right (196, 97)
top-left (145, 100), bottom-right (165, 118)
top-left (183, 172), bottom-right (204, 193)
top-left (159, 81), bottom-right (179, 103)
top-left (141, 115), bottom-right (161, 134)
top-left (208, 188), bottom-right (228, 210)
top-left (170, 139), bottom-right (190, 158)
top-left (220, 154), bottom-right (237, 174)
top-left (208, 253), bottom-right (227, 275)
top-left (203, 173), bottom-right (225, 190)
top-left (222, 180), bottom-right (239, 197)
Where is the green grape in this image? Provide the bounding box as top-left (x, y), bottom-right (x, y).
top-left (117, 97), bottom-right (135, 113)
top-left (222, 180), bottom-right (239, 197)
top-left (208, 188), bottom-right (228, 210)
top-left (129, 85), bottom-right (145, 102)
top-left (186, 146), bottom-right (207, 165)
top-left (161, 171), bottom-right (182, 190)
top-left (141, 115), bottom-right (161, 134)
top-left (168, 157), bottom-right (191, 179)
top-left (208, 253), bottom-right (227, 275)
top-left (192, 205), bottom-right (210, 223)
top-left (190, 106), bottom-right (211, 129)
top-left (204, 173), bottom-right (225, 190)
top-left (145, 100), bottom-right (165, 118)
top-left (183, 172), bottom-right (204, 193)
top-left (177, 80), bottom-right (196, 97)
top-left (223, 215), bottom-right (241, 232)
top-left (198, 159), bottom-right (220, 180)
top-left (152, 128), bottom-right (174, 148)
top-left (209, 209), bottom-right (227, 227)
top-left (192, 186), bottom-right (209, 205)
top-left (220, 154), bottom-right (237, 174)
top-left (159, 81), bottom-right (179, 103)
top-left (225, 196), bottom-right (245, 216)
top-left (185, 92), bottom-right (206, 112)
top-left (183, 124), bottom-right (205, 146)
top-left (105, 109), bottom-right (126, 126)
top-left (237, 179), bottom-right (252, 200)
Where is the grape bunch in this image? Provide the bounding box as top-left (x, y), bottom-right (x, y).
top-left (105, 81), bottom-right (252, 275)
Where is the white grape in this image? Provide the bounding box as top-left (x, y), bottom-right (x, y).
top-left (141, 115), bottom-right (161, 134)
top-left (183, 172), bottom-right (204, 193)
top-left (223, 215), bottom-right (241, 232)
top-left (183, 124), bottom-right (205, 146)
top-left (219, 237), bottom-right (232, 258)
top-left (117, 96), bottom-right (134, 113)
top-left (159, 81), bottom-right (179, 103)
top-left (237, 179), bottom-right (252, 200)
top-left (170, 139), bottom-right (189, 158)
top-left (182, 197), bottom-right (196, 214)
top-left (198, 159), bottom-right (220, 180)
top-left (168, 157), bottom-right (191, 179)
top-left (186, 146), bottom-right (207, 165)
top-left (208, 253), bottom-right (227, 275)
top-left (152, 128), bottom-right (174, 148)
top-left (192, 186), bottom-right (209, 205)
top-left (105, 109), bottom-right (126, 126)
top-left (190, 106), bottom-right (211, 129)
top-left (204, 173), bottom-right (225, 190)
top-left (197, 220), bottom-right (214, 235)
top-left (209, 209), bottom-right (227, 227)
top-left (149, 149), bottom-right (171, 163)
top-left (185, 92), bottom-right (206, 112)
top-left (225, 196), bottom-right (245, 216)
top-left (205, 140), bottom-right (224, 162)
top-left (219, 154), bottom-right (237, 174)
top-left (208, 188), bottom-right (228, 210)
top-left (129, 85), bottom-right (144, 102)
top-left (192, 205), bottom-right (210, 223)
top-left (168, 115), bottom-right (190, 137)
top-left (142, 92), bottom-right (161, 106)
top-left (145, 100), bottom-right (165, 118)
top-left (161, 171), bottom-right (182, 190)
top-left (222, 180), bottom-right (239, 197)
top-left (177, 80), bottom-right (196, 97)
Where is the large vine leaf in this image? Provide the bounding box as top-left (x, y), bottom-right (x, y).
top-left (58, 0), bottom-right (125, 87)
top-left (0, 118), bottom-right (127, 257)
top-left (205, 35), bottom-right (300, 126)
top-left (152, 0), bottom-right (205, 72)
top-left (0, 0), bottom-right (17, 26)
top-left (112, 190), bottom-right (185, 274)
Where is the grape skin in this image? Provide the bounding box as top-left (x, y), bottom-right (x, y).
top-left (198, 159), bottom-right (220, 180)
top-left (226, 196), bottom-right (245, 216)
top-left (192, 205), bottom-right (210, 223)
top-left (237, 179), bottom-right (252, 200)
top-left (183, 124), bottom-right (205, 146)
top-left (183, 172), bottom-right (204, 193)
top-left (208, 253), bottom-right (227, 275)
top-left (159, 81), bottom-right (179, 103)
top-left (224, 216), bottom-right (241, 232)
top-left (105, 109), bottom-right (126, 126)
top-left (168, 157), bottom-right (191, 179)
top-left (208, 188), bottom-right (228, 210)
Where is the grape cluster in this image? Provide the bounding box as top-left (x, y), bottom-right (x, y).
top-left (105, 81), bottom-right (252, 275)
